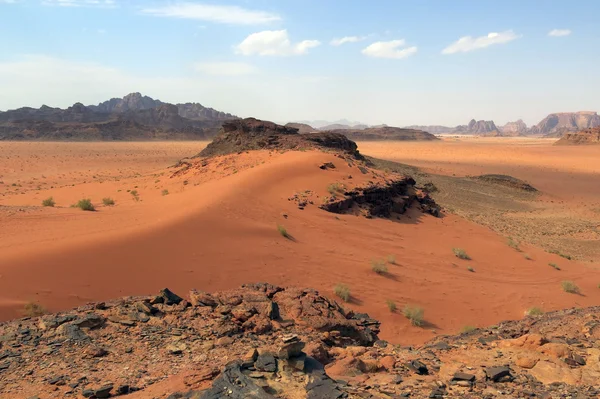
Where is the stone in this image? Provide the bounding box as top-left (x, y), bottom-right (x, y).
top-left (380, 355), bottom-right (396, 371)
top-left (117, 385), bottom-right (130, 394)
top-left (255, 354), bottom-right (277, 372)
top-left (452, 372), bottom-right (475, 382)
top-left (243, 348), bottom-right (258, 363)
top-left (158, 288), bottom-right (184, 305)
top-left (196, 361), bottom-right (275, 399)
top-left (538, 343), bottom-right (571, 359)
top-left (407, 360), bottom-right (429, 375)
top-left (485, 366), bottom-right (512, 382)
top-left (107, 315), bottom-right (136, 327)
top-left (319, 162), bottom-right (336, 170)
top-left (56, 324), bottom-right (90, 342)
top-left (167, 342), bottom-right (187, 355)
top-left (276, 338), bottom-right (305, 359)
top-left (39, 315), bottom-right (77, 330)
top-left (215, 336), bottom-right (234, 347)
top-left (94, 385), bottom-right (113, 399)
top-left (82, 389), bottom-right (94, 398)
top-left (84, 346), bottom-right (108, 358)
top-left (189, 290), bottom-right (217, 307)
top-left (515, 355), bottom-right (539, 369)
top-left (72, 313), bottom-right (106, 329)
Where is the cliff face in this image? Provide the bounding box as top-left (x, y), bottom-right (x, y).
top-left (500, 119), bottom-right (528, 136)
top-left (555, 127), bottom-right (600, 145)
top-left (326, 126), bottom-right (439, 141)
top-left (531, 112), bottom-right (600, 137)
top-left (0, 93), bottom-right (237, 141)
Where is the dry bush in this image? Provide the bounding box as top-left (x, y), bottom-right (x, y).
top-left (334, 284), bottom-right (350, 302)
top-left (403, 305), bottom-right (424, 327)
top-left (561, 281), bottom-right (580, 294)
top-left (371, 259), bottom-right (388, 274)
top-left (42, 197), bottom-right (55, 207)
top-left (453, 248), bottom-right (471, 260)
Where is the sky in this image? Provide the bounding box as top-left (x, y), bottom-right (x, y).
top-left (0, 0), bottom-right (598, 127)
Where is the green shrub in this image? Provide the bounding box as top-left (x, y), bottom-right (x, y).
top-left (327, 182), bottom-right (345, 196)
top-left (23, 302), bottom-right (46, 317)
top-left (525, 307), bottom-right (544, 316)
top-left (277, 224), bottom-right (291, 239)
top-left (403, 305), bottom-right (424, 327)
top-left (334, 284), bottom-right (350, 302)
top-left (467, 266), bottom-right (475, 272)
top-left (386, 300), bottom-right (397, 312)
top-left (561, 281), bottom-right (580, 294)
top-left (371, 259), bottom-right (388, 274)
top-left (102, 197), bottom-right (115, 206)
top-left (41, 197), bottom-right (55, 207)
top-left (75, 199), bottom-right (95, 211)
top-left (387, 255), bottom-right (397, 265)
top-left (130, 190), bottom-right (139, 201)
top-left (549, 249), bottom-right (572, 260)
top-left (507, 237), bottom-right (521, 252)
top-left (461, 325), bottom-right (476, 333)
top-left (453, 248), bottom-right (471, 260)
top-left (161, 189), bottom-right (169, 196)
top-left (523, 254), bottom-right (532, 260)
top-left (549, 263), bottom-right (561, 270)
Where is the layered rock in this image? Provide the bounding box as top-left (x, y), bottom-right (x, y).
top-left (324, 126), bottom-right (439, 141)
top-left (531, 111), bottom-right (600, 137)
top-left (555, 127), bottom-right (600, 145)
top-left (284, 122), bottom-right (316, 133)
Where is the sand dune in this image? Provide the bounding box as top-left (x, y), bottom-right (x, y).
top-left (2, 141), bottom-right (600, 345)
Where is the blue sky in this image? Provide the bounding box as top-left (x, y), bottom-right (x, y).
top-left (0, 0), bottom-right (598, 126)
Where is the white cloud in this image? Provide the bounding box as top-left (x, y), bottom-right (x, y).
top-left (548, 29), bottom-right (571, 37)
top-left (442, 30), bottom-right (520, 54)
top-left (330, 36), bottom-right (366, 46)
top-left (194, 61), bottom-right (257, 76)
top-left (42, 0), bottom-right (117, 7)
top-left (141, 3), bottom-right (280, 25)
top-left (0, 0), bottom-right (20, 4)
top-left (361, 40), bottom-right (417, 59)
top-left (236, 30), bottom-right (321, 56)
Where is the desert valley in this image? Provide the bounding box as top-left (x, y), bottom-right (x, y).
top-left (1, 92), bottom-right (600, 398)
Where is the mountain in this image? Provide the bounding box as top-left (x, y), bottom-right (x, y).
top-left (284, 122), bottom-right (316, 133)
top-left (530, 111), bottom-right (600, 137)
top-left (323, 126), bottom-right (439, 141)
top-left (0, 93), bottom-right (237, 141)
top-left (294, 119), bottom-right (367, 129)
top-left (455, 119), bottom-right (499, 135)
top-left (500, 119), bottom-right (528, 136)
top-left (404, 125), bottom-right (454, 134)
top-left (555, 127), bottom-right (600, 145)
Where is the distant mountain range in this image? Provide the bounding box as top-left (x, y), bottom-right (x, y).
top-left (0, 93), bottom-right (237, 140)
top-left (407, 112), bottom-right (600, 137)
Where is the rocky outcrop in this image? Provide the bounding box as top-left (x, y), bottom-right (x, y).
top-left (531, 111), bottom-right (600, 137)
top-left (325, 126), bottom-right (439, 141)
top-left (284, 122), bottom-right (316, 133)
top-left (555, 127), bottom-right (600, 145)
top-left (3, 285), bottom-right (600, 398)
top-left (320, 179), bottom-right (441, 218)
top-left (455, 119), bottom-right (499, 135)
top-left (476, 174), bottom-right (538, 192)
top-left (0, 93), bottom-right (237, 141)
top-left (198, 118), bottom-right (363, 159)
top-left (500, 119), bottom-right (528, 136)
top-left (404, 125), bottom-right (454, 134)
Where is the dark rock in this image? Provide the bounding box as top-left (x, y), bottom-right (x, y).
top-left (485, 366), bottom-right (512, 382)
top-left (94, 385), bottom-right (113, 398)
top-left (73, 314), bottom-right (106, 329)
top-left (255, 354), bottom-right (277, 372)
top-left (452, 372), bottom-right (476, 382)
top-left (159, 288), bottom-right (184, 305)
top-left (319, 162), bottom-right (336, 170)
top-left (189, 290), bottom-right (217, 307)
top-left (117, 385), bottom-right (130, 394)
top-left (407, 360), bottom-right (429, 375)
top-left (82, 389), bottom-right (94, 398)
top-left (276, 338), bottom-right (305, 359)
top-left (57, 324), bottom-right (90, 342)
top-left (306, 371), bottom-right (346, 399)
top-left (198, 361), bottom-right (275, 399)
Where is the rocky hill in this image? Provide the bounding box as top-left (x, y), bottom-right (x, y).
top-left (325, 126), bottom-right (439, 141)
top-left (455, 119), bottom-right (499, 135)
top-left (530, 111), bottom-right (600, 137)
top-left (500, 119), bottom-right (528, 136)
top-left (284, 122), bottom-right (316, 133)
top-left (404, 125), bottom-right (454, 134)
top-left (555, 127), bottom-right (600, 145)
top-left (0, 93), bottom-right (237, 141)
top-left (1, 284), bottom-right (599, 398)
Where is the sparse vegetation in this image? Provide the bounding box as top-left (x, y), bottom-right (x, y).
top-left (23, 302), bottom-right (46, 317)
top-left (74, 198), bottom-right (95, 211)
top-left (561, 281), bottom-right (580, 294)
top-left (524, 254), bottom-right (532, 260)
top-left (386, 300), bottom-right (397, 312)
top-left (102, 197), bottom-right (115, 206)
top-left (327, 182), bottom-right (345, 196)
top-left (277, 224), bottom-right (291, 239)
top-left (525, 307), bottom-right (544, 317)
top-left (453, 248), bottom-right (471, 260)
top-left (461, 325), bottom-right (476, 333)
top-left (161, 189), bottom-right (169, 196)
top-left (549, 262), bottom-right (561, 270)
top-left (130, 190), bottom-right (139, 201)
top-left (41, 197), bottom-right (55, 207)
top-left (371, 259), bottom-right (388, 274)
top-left (423, 182), bottom-right (438, 193)
top-left (507, 237), bottom-right (522, 252)
top-left (549, 249), bottom-right (572, 260)
top-left (387, 255), bottom-right (397, 265)
top-left (467, 267), bottom-right (475, 272)
top-left (403, 305), bottom-right (424, 327)
top-left (334, 284), bottom-right (350, 302)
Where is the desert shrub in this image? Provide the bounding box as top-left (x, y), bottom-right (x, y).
top-left (334, 284), bottom-right (350, 302)
top-left (102, 197), bottom-right (115, 206)
top-left (371, 259), bottom-right (388, 274)
top-left (277, 224), bottom-right (291, 239)
top-left (549, 263), bottom-right (561, 270)
top-left (130, 190), bottom-right (139, 201)
top-left (161, 189), bottom-right (169, 196)
top-left (23, 302), bottom-right (46, 317)
top-left (423, 182), bottom-right (438, 193)
top-left (507, 237), bottom-right (521, 251)
top-left (523, 254), bottom-right (532, 260)
top-left (525, 307), bottom-right (544, 316)
top-left (41, 197), bottom-right (55, 207)
top-left (453, 248), bottom-right (471, 260)
top-left (549, 249), bottom-right (572, 260)
top-left (467, 267), bottom-right (475, 272)
top-left (461, 325), bottom-right (476, 333)
top-left (327, 182), bottom-right (345, 196)
top-left (387, 255), bottom-right (397, 265)
top-left (403, 305), bottom-right (424, 327)
top-left (75, 198), bottom-right (95, 211)
top-left (386, 300), bottom-right (397, 312)
top-left (561, 281), bottom-right (580, 294)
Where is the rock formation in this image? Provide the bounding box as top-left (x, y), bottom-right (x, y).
top-left (284, 122), bottom-right (316, 133)
top-left (555, 127), bottom-right (600, 145)
top-left (323, 126), bottom-right (439, 141)
top-left (500, 119), bottom-right (528, 136)
top-left (530, 111), bottom-right (600, 137)
top-left (2, 284), bottom-right (600, 398)
top-left (455, 119), bottom-right (500, 135)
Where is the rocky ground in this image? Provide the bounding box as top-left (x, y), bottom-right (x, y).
top-left (1, 283), bottom-right (600, 398)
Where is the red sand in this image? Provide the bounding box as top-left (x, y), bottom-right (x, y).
top-left (1, 141), bottom-right (599, 345)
